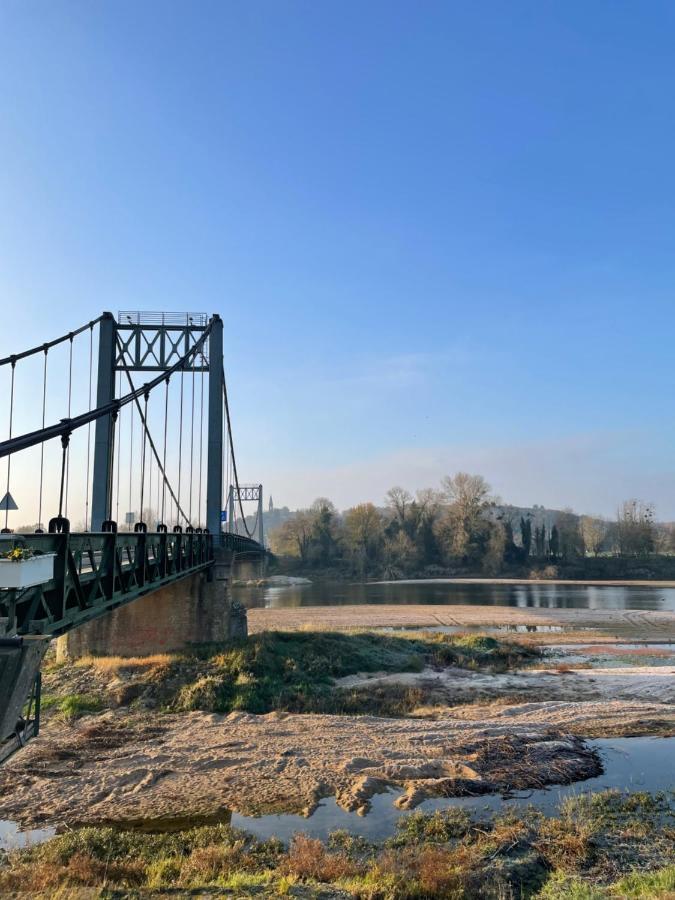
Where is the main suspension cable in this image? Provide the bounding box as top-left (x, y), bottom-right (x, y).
top-left (0, 315), bottom-right (104, 367)
top-left (0, 317), bottom-right (213, 459)
top-left (222, 367), bottom-right (256, 539)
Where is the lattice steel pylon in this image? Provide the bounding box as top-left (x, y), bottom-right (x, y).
top-left (91, 311), bottom-right (224, 534)
top-left (227, 483), bottom-right (264, 548)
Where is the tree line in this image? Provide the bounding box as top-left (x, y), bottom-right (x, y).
top-left (268, 473), bottom-right (665, 577)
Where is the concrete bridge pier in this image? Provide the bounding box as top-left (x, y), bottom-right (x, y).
top-left (56, 548), bottom-right (247, 661)
top-left (0, 636), bottom-right (48, 761)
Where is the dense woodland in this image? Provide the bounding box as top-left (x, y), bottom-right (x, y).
top-left (268, 473), bottom-right (672, 578)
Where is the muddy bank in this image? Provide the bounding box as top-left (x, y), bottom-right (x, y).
top-left (1, 699), bottom-right (669, 831)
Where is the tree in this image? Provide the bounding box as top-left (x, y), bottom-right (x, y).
top-left (579, 516), bottom-right (607, 557)
top-left (549, 524), bottom-right (560, 559)
top-left (385, 487), bottom-right (413, 530)
top-left (309, 497), bottom-right (339, 565)
top-left (343, 503), bottom-right (384, 573)
top-left (483, 522), bottom-right (506, 575)
top-left (557, 510), bottom-right (584, 560)
top-left (439, 473), bottom-right (493, 562)
top-left (414, 488), bottom-right (442, 564)
top-left (616, 500), bottom-right (655, 557)
top-left (520, 516), bottom-right (532, 558)
top-left (269, 511), bottom-right (314, 562)
top-left (534, 524), bottom-right (547, 558)
top-left (383, 531), bottom-right (417, 578)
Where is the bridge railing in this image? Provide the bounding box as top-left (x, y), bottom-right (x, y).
top-left (220, 533), bottom-right (265, 556)
top-left (0, 531), bottom-right (213, 638)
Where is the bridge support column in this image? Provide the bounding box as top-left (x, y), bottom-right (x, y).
top-left (206, 314), bottom-right (223, 536)
top-left (91, 312), bottom-right (116, 531)
top-left (56, 548), bottom-right (246, 660)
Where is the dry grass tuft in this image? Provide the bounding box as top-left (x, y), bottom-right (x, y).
top-left (281, 834), bottom-right (362, 882)
top-left (179, 841), bottom-right (250, 884)
top-left (534, 816), bottom-right (596, 871)
top-left (75, 653), bottom-right (175, 674)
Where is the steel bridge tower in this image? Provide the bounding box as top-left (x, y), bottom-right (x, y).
top-left (227, 483), bottom-right (264, 547)
top-left (91, 312), bottom-right (224, 535)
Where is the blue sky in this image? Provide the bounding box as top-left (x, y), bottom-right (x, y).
top-left (2, 1), bottom-right (675, 520)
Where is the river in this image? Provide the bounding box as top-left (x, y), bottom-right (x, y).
top-left (235, 579), bottom-right (675, 612)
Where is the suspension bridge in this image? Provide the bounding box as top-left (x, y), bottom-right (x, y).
top-left (0, 311), bottom-right (265, 763)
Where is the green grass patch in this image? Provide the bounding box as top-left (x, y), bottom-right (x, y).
top-left (40, 692), bottom-right (103, 720)
top-left (166, 629), bottom-right (539, 715)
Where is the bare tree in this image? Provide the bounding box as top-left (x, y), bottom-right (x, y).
top-left (344, 503), bottom-right (384, 572)
top-left (385, 486), bottom-right (413, 529)
top-left (269, 511), bottom-right (314, 562)
top-left (616, 499), bottom-right (655, 557)
top-left (579, 515), bottom-right (608, 557)
top-left (439, 472), bottom-right (493, 560)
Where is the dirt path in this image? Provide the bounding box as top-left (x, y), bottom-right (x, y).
top-left (1, 700), bottom-right (672, 830)
top-left (248, 604), bottom-right (675, 642)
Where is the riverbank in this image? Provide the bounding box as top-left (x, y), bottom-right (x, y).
top-left (248, 604), bottom-right (675, 643)
top-left (0, 617), bottom-right (673, 897)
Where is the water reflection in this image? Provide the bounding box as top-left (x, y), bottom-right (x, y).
top-left (234, 580), bottom-right (673, 612)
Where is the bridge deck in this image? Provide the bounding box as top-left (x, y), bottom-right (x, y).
top-left (0, 531), bottom-right (262, 638)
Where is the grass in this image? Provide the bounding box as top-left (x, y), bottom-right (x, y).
top-left (1, 790), bottom-right (672, 898)
top-left (40, 693), bottom-right (103, 720)
top-left (166, 630), bottom-right (540, 715)
top-left (74, 652), bottom-right (174, 674)
top-left (40, 630), bottom-right (541, 720)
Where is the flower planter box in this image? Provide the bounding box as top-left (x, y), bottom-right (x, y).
top-left (0, 554), bottom-right (56, 589)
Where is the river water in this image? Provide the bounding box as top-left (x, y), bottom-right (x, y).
top-left (235, 579), bottom-right (675, 612)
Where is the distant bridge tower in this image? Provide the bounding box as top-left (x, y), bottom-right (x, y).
top-left (228, 483), bottom-right (264, 548)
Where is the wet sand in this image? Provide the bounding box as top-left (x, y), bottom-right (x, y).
top-left (2, 701), bottom-right (665, 829)
top-left (248, 604), bottom-right (675, 642)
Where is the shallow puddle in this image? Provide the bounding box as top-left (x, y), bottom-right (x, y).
top-left (551, 641), bottom-right (675, 668)
top-left (384, 623), bottom-right (573, 635)
top-left (229, 736), bottom-right (675, 842)
top-left (0, 820), bottom-right (54, 851)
